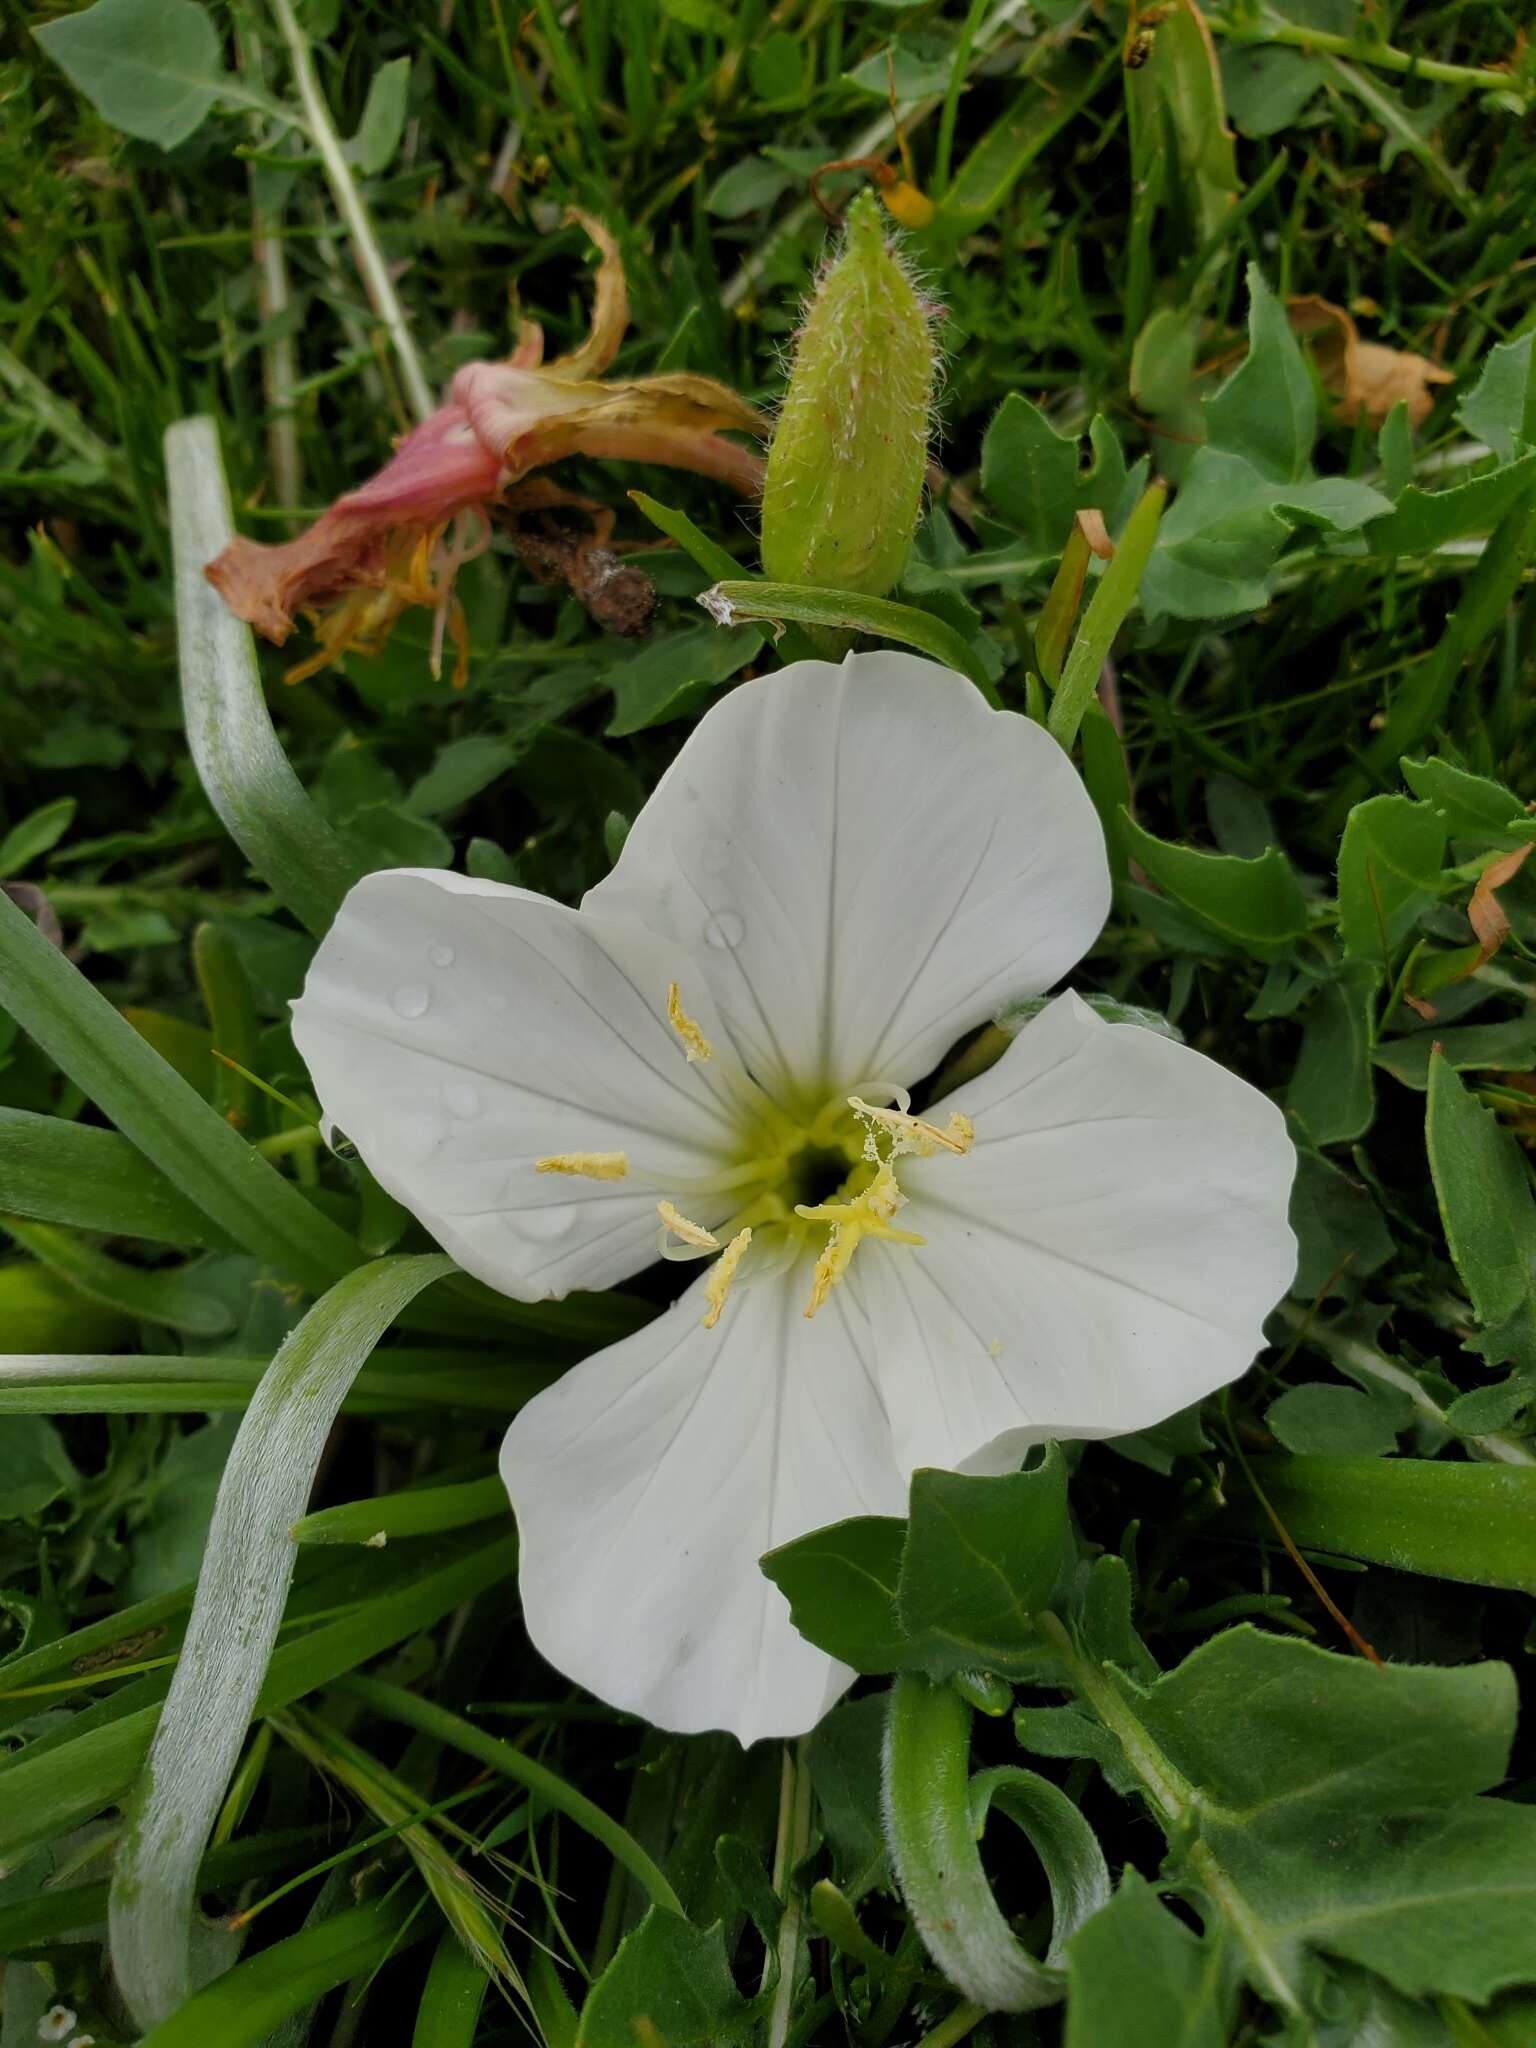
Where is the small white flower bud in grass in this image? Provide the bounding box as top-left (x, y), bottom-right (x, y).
top-left (760, 190), bottom-right (939, 599)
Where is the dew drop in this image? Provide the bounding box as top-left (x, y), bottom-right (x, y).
top-left (703, 909), bottom-right (746, 951)
top-left (443, 1080), bottom-right (481, 1119)
top-left (520, 1203), bottom-right (578, 1242)
top-left (428, 943), bottom-right (456, 968)
top-left (390, 984), bottom-right (430, 1019)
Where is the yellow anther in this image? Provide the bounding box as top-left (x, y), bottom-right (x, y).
top-left (703, 1227), bottom-right (753, 1329)
top-left (535, 1151), bottom-right (629, 1180)
top-left (797, 1162), bottom-right (925, 1317)
top-left (667, 982), bottom-right (713, 1063)
top-left (658, 1200), bottom-right (719, 1250)
top-left (848, 1096), bottom-right (975, 1157)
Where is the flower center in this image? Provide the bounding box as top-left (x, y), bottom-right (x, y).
top-left (534, 982), bottom-right (975, 1328)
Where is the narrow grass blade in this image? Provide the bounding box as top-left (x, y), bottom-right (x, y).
top-left (0, 888), bottom-right (363, 1294)
top-left (291, 1473), bottom-right (506, 1546)
top-left (135, 1895), bottom-right (422, 2048)
top-left (167, 414), bottom-right (370, 937)
top-left (0, 1351), bottom-right (554, 1416)
top-left (109, 1253), bottom-right (453, 2029)
top-left (338, 1675), bottom-right (684, 1919)
top-left (0, 1531), bottom-right (517, 1866)
top-left (0, 1108), bottom-right (238, 1247)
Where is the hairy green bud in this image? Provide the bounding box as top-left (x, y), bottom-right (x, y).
top-left (760, 191), bottom-right (938, 600)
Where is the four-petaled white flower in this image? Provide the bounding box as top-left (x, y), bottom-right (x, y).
top-left (293, 655), bottom-right (1296, 1744)
top-left (38, 2010), bottom-right (77, 2045)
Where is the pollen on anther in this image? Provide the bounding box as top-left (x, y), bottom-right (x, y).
top-left (703, 1227), bottom-right (752, 1328)
top-left (658, 1200), bottom-right (719, 1250)
top-left (535, 1150), bottom-right (629, 1180)
top-left (667, 982), bottom-right (714, 1063)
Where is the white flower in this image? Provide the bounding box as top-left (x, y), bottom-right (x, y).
top-left (38, 2011), bottom-right (76, 2045)
top-left (293, 653), bottom-right (1296, 1744)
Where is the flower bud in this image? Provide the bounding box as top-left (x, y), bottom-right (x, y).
top-left (760, 190), bottom-right (938, 600)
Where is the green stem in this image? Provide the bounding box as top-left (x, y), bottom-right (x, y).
top-left (267, 0), bottom-right (434, 421)
top-left (1271, 1298), bottom-right (1536, 1466)
top-left (1206, 13), bottom-right (1531, 97)
top-left (1032, 1612), bottom-right (1305, 2018)
top-left (882, 1674), bottom-right (1064, 2012)
top-left (766, 1741), bottom-right (815, 2048)
top-left (1047, 483), bottom-right (1166, 750)
top-left (915, 2002), bottom-right (990, 2048)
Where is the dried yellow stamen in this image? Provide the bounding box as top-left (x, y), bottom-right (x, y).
top-left (798, 1162), bottom-right (925, 1318)
top-left (848, 1097), bottom-right (975, 1157)
top-left (535, 1151), bottom-right (629, 1180)
top-left (667, 982), bottom-right (713, 1063)
top-left (703, 1227), bottom-right (753, 1329)
top-left (658, 1200), bottom-right (719, 1250)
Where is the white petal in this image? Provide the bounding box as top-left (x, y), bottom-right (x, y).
top-left (501, 1266), bottom-right (907, 1744)
top-left (291, 868), bottom-right (759, 1301)
top-left (854, 993), bottom-right (1298, 1472)
top-left (585, 653), bottom-right (1111, 1110)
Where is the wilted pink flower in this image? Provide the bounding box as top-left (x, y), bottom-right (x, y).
top-left (207, 215), bottom-right (764, 685)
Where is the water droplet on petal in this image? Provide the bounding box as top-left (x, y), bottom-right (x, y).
top-left (390, 984), bottom-right (430, 1019)
top-left (428, 944), bottom-right (456, 968)
top-left (520, 1204), bottom-right (578, 1242)
top-left (703, 910), bottom-right (746, 951)
top-left (443, 1081), bottom-right (480, 1119)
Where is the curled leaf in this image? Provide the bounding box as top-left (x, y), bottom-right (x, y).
top-left (206, 215), bottom-right (764, 686)
top-left (1288, 296), bottom-right (1454, 431)
top-left (1468, 843), bottom-right (1533, 970)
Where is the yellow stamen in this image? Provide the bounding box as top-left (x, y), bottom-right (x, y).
top-left (667, 982), bottom-right (713, 1063)
top-left (658, 1200), bottom-right (719, 1250)
top-left (703, 1227), bottom-right (753, 1329)
top-left (797, 1162), bottom-right (925, 1317)
top-left (535, 1151), bottom-right (629, 1180)
top-left (848, 1097), bottom-right (975, 1157)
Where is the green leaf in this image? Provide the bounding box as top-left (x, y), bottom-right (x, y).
top-left (1426, 1052), bottom-right (1536, 1341)
top-left (806, 1696), bottom-right (889, 1902)
top-left (1364, 449), bottom-right (1536, 556)
top-left (135, 1898), bottom-right (418, 2048)
top-left (1, 1217), bottom-right (235, 1336)
top-left (1402, 755), bottom-right (1528, 844)
top-left (896, 1449), bottom-right (1073, 1679)
top-left (1287, 1148), bottom-right (1394, 1297)
top-left (1205, 266), bottom-right (1315, 484)
top-left (109, 1254), bottom-right (454, 2029)
top-left (343, 56), bottom-right (410, 173)
top-left (577, 1911), bottom-right (759, 2047)
top-left (979, 396), bottom-right (1128, 555)
top-left (701, 580), bottom-right (998, 703)
top-left (1457, 332), bottom-right (1536, 464)
top-left (0, 1108), bottom-right (238, 1247)
top-left (33, 0), bottom-right (229, 149)
top-left (1054, 1620), bottom-right (1536, 2010)
top-left (167, 417), bottom-right (372, 937)
top-left (1139, 450), bottom-right (1289, 619)
top-left (1264, 1382), bottom-right (1408, 1455)
top-left (747, 31), bottom-right (805, 100)
top-left (0, 1530), bottom-right (516, 1866)
top-left (405, 736), bottom-right (515, 818)
top-left (606, 624), bottom-right (761, 736)
top-left (759, 1515), bottom-right (910, 1673)
top-left (0, 798), bottom-right (75, 880)
top-left (1121, 816), bottom-right (1312, 958)
top-left (0, 889), bottom-right (362, 1297)
top-left (1336, 794), bottom-right (1447, 968)
top-left (1241, 1456), bottom-right (1536, 1594)
top-left (1286, 968), bottom-right (1376, 1146)
top-left (1375, 1018), bottom-right (1536, 1091)
top-left (0, 1414), bottom-right (77, 1519)
top-left (1065, 1873), bottom-right (1232, 2047)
